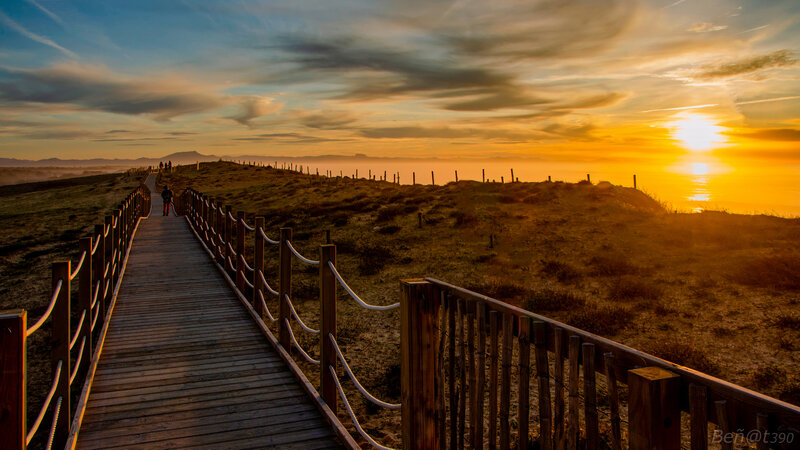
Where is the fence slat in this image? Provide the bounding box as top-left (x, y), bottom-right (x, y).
top-left (756, 412), bottom-right (768, 450)
top-left (629, 367), bottom-right (681, 450)
top-left (499, 313), bottom-right (512, 449)
top-left (278, 227), bottom-right (292, 349)
top-left (553, 327), bottom-right (565, 449)
top-left (604, 352), bottom-right (622, 450)
top-left (467, 310), bottom-right (477, 447)
top-left (0, 310), bottom-right (26, 450)
top-left (52, 261), bottom-right (71, 448)
top-left (582, 343), bottom-right (598, 449)
top-left (567, 335), bottom-right (580, 450)
top-left (320, 244), bottom-right (337, 413)
top-left (448, 296), bottom-right (457, 450)
top-left (535, 320), bottom-right (553, 450)
top-left (488, 310), bottom-right (499, 450)
top-left (715, 400), bottom-right (732, 450)
top-left (517, 317), bottom-right (531, 450)
top-left (475, 303), bottom-right (486, 449)
top-left (438, 295), bottom-right (447, 450)
top-left (457, 299), bottom-right (466, 450)
top-left (689, 384), bottom-right (708, 450)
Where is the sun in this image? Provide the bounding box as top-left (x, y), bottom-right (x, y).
top-left (668, 113), bottom-right (726, 151)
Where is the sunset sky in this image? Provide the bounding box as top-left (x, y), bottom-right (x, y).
top-left (1, 0), bottom-right (798, 163)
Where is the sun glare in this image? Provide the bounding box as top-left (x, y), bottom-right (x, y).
top-left (669, 113), bottom-right (725, 151)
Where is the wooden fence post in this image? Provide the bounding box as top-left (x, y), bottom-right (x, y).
top-left (320, 244), bottom-right (337, 413)
top-left (93, 224), bottom-right (106, 325)
top-left (104, 215), bottom-right (112, 306)
top-left (0, 310), bottom-right (26, 450)
top-left (113, 210), bottom-right (121, 282)
top-left (279, 228), bottom-right (292, 349)
top-left (253, 217), bottom-right (265, 313)
top-left (78, 237), bottom-right (93, 381)
top-left (628, 367), bottom-right (681, 450)
top-left (225, 205), bottom-right (232, 274)
top-left (52, 261), bottom-right (71, 448)
top-left (400, 279), bottom-right (440, 450)
top-left (236, 211), bottom-right (245, 292)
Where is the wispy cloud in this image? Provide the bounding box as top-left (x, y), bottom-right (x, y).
top-left (687, 22), bottom-right (727, 33)
top-left (729, 128), bottom-right (800, 142)
top-left (25, 0), bottom-right (63, 25)
top-left (696, 50), bottom-right (796, 80)
top-left (229, 96), bottom-right (282, 126)
top-left (736, 96), bottom-right (800, 106)
top-left (642, 103), bottom-right (717, 113)
top-left (0, 9), bottom-right (76, 58)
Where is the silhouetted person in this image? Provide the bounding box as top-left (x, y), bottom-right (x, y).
top-left (161, 185), bottom-right (173, 216)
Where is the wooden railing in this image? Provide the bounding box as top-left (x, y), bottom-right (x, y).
top-left (0, 184), bottom-right (150, 450)
top-left (181, 186), bottom-right (800, 450)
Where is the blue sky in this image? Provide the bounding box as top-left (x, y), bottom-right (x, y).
top-left (0, 0), bottom-right (798, 161)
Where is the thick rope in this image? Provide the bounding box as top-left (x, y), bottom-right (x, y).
top-left (27, 360), bottom-right (62, 444)
top-left (242, 220), bottom-right (255, 232)
top-left (328, 262), bottom-right (400, 311)
top-left (330, 334), bottom-right (401, 409)
top-left (69, 251), bottom-right (87, 280)
top-left (69, 310), bottom-right (86, 350)
top-left (90, 281), bottom-right (100, 310)
top-left (286, 241), bottom-right (319, 265)
top-left (259, 228), bottom-right (279, 245)
top-left (45, 396), bottom-right (62, 450)
top-left (69, 337), bottom-right (86, 384)
top-left (91, 234), bottom-right (101, 254)
top-left (90, 300), bottom-right (101, 332)
top-left (257, 290), bottom-right (278, 322)
top-left (329, 365), bottom-right (396, 450)
top-left (284, 319), bottom-right (320, 365)
top-left (258, 270), bottom-right (279, 296)
top-left (26, 279), bottom-right (62, 337)
top-left (285, 294), bottom-right (320, 334)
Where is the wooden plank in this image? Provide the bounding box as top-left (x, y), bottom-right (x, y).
top-left (567, 335), bottom-right (580, 450)
top-left (553, 327), bottom-right (565, 449)
top-left (583, 343), bottom-right (598, 449)
top-left (467, 310), bottom-right (477, 447)
top-left (448, 296), bottom-right (457, 450)
top-left (488, 310), bottom-right (499, 450)
top-left (475, 302), bottom-right (486, 449)
top-left (604, 353), bottom-right (622, 450)
top-left (690, 384), bottom-right (708, 450)
top-left (499, 312), bottom-right (513, 449)
top-left (518, 317), bottom-right (531, 450)
top-left (535, 321), bottom-right (552, 450)
top-left (457, 299), bottom-right (466, 450)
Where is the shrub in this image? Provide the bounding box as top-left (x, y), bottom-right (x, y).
top-left (565, 303), bottom-right (634, 336)
top-left (451, 210), bottom-right (479, 227)
top-left (773, 313), bottom-right (800, 330)
top-left (540, 260), bottom-right (582, 283)
top-left (465, 280), bottom-right (528, 301)
top-left (643, 341), bottom-right (719, 375)
top-left (522, 289), bottom-right (586, 312)
top-left (357, 243), bottom-right (394, 275)
top-left (377, 225), bottom-right (402, 235)
top-left (608, 276), bottom-right (663, 301)
top-left (752, 366), bottom-right (785, 389)
top-left (732, 253), bottom-right (800, 290)
top-left (376, 205), bottom-right (405, 222)
top-left (588, 255), bottom-right (638, 276)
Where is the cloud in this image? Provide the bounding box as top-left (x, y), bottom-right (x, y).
top-left (0, 10), bottom-right (75, 58)
top-left (233, 133), bottom-right (349, 144)
top-left (297, 111), bottom-right (360, 129)
top-left (556, 92), bottom-right (628, 110)
top-left (25, 0), bottom-right (64, 25)
top-left (730, 128), bottom-right (800, 141)
top-left (0, 63), bottom-right (226, 120)
top-left (696, 50), bottom-right (796, 79)
top-left (442, 90), bottom-right (551, 111)
top-left (358, 125), bottom-right (542, 141)
top-left (687, 23), bottom-right (728, 33)
top-left (229, 96), bottom-right (283, 126)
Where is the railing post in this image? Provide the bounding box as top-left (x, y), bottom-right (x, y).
top-left (225, 205), bottom-right (232, 274)
top-left (93, 224), bottom-right (106, 332)
top-left (236, 211), bottom-right (245, 292)
top-left (400, 279), bottom-right (441, 450)
top-left (52, 261), bottom-right (71, 448)
top-left (112, 209), bottom-right (121, 282)
top-left (628, 367), bottom-right (681, 450)
top-left (0, 309), bottom-right (26, 450)
top-left (78, 237), bottom-right (93, 382)
top-left (104, 215), bottom-right (112, 306)
top-left (278, 227), bottom-right (292, 349)
top-left (319, 244), bottom-right (337, 413)
top-left (253, 217), bottom-right (265, 313)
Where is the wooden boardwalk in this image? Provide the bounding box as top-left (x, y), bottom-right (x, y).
top-left (76, 176), bottom-right (344, 449)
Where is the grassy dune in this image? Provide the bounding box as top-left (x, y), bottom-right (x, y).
top-left (160, 161), bottom-right (799, 446)
top-left (0, 171), bottom-right (143, 446)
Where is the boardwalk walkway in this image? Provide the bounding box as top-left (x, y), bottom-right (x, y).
top-left (76, 175), bottom-right (343, 449)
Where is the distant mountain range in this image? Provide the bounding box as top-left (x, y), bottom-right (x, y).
top-left (0, 151), bottom-right (447, 167)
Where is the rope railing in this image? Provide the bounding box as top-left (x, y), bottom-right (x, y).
top-left (226, 242), bottom-right (238, 258)
top-left (242, 258), bottom-right (254, 273)
top-left (242, 220), bottom-right (255, 232)
top-left (69, 310), bottom-right (86, 350)
top-left (283, 319), bottom-right (320, 365)
top-left (103, 223), bottom-right (110, 237)
top-left (69, 337), bottom-right (86, 384)
top-left (26, 279), bottom-right (62, 337)
top-left (90, 281), bottom-right (100, 310)
top-left (285, 294), bottom-right (320, 334)
top-left (258, 270), bottom-right (279, 296)
top-left (259, 228), bottom-right (279, 245)
top-left (328, 262), bottom-right (399, 311)
top-left (102, 278), bottom-right (111, 299)
top-left (90, 301), bottom-right (100, 332)
top-left (286, 241), bottom-right (319, 265)
top-left (26, 360), bottom-right (62, 445)
top-left (104, 261), bottom-right (110, 278)
top-left (226, 255), bottom-right (236, 272)
top-left (91, 235), bottom-right (101, 254)
top-left (329, 365), bottom-right (396, 450)
top-left (257, 290), bottom-right (278, 322)
top-left (244, 277), bottom-right (254, 290)
top-left (45, 396), bottom-right (62, 450)
top-left (329, 334), bottom-right (400, 409)
top-left (69, 251), bottom-right (86, 280)
top-left (227, 211), bottom-right (236, 221)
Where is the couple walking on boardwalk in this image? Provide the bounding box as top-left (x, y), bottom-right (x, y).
top-left (161, 185), bottom-right (173, 216)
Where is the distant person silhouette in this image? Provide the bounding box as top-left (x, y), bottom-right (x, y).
top-left (159, 161), bottom-right (164, 171)
top-left (161, 185), bottom-right (173, 216)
